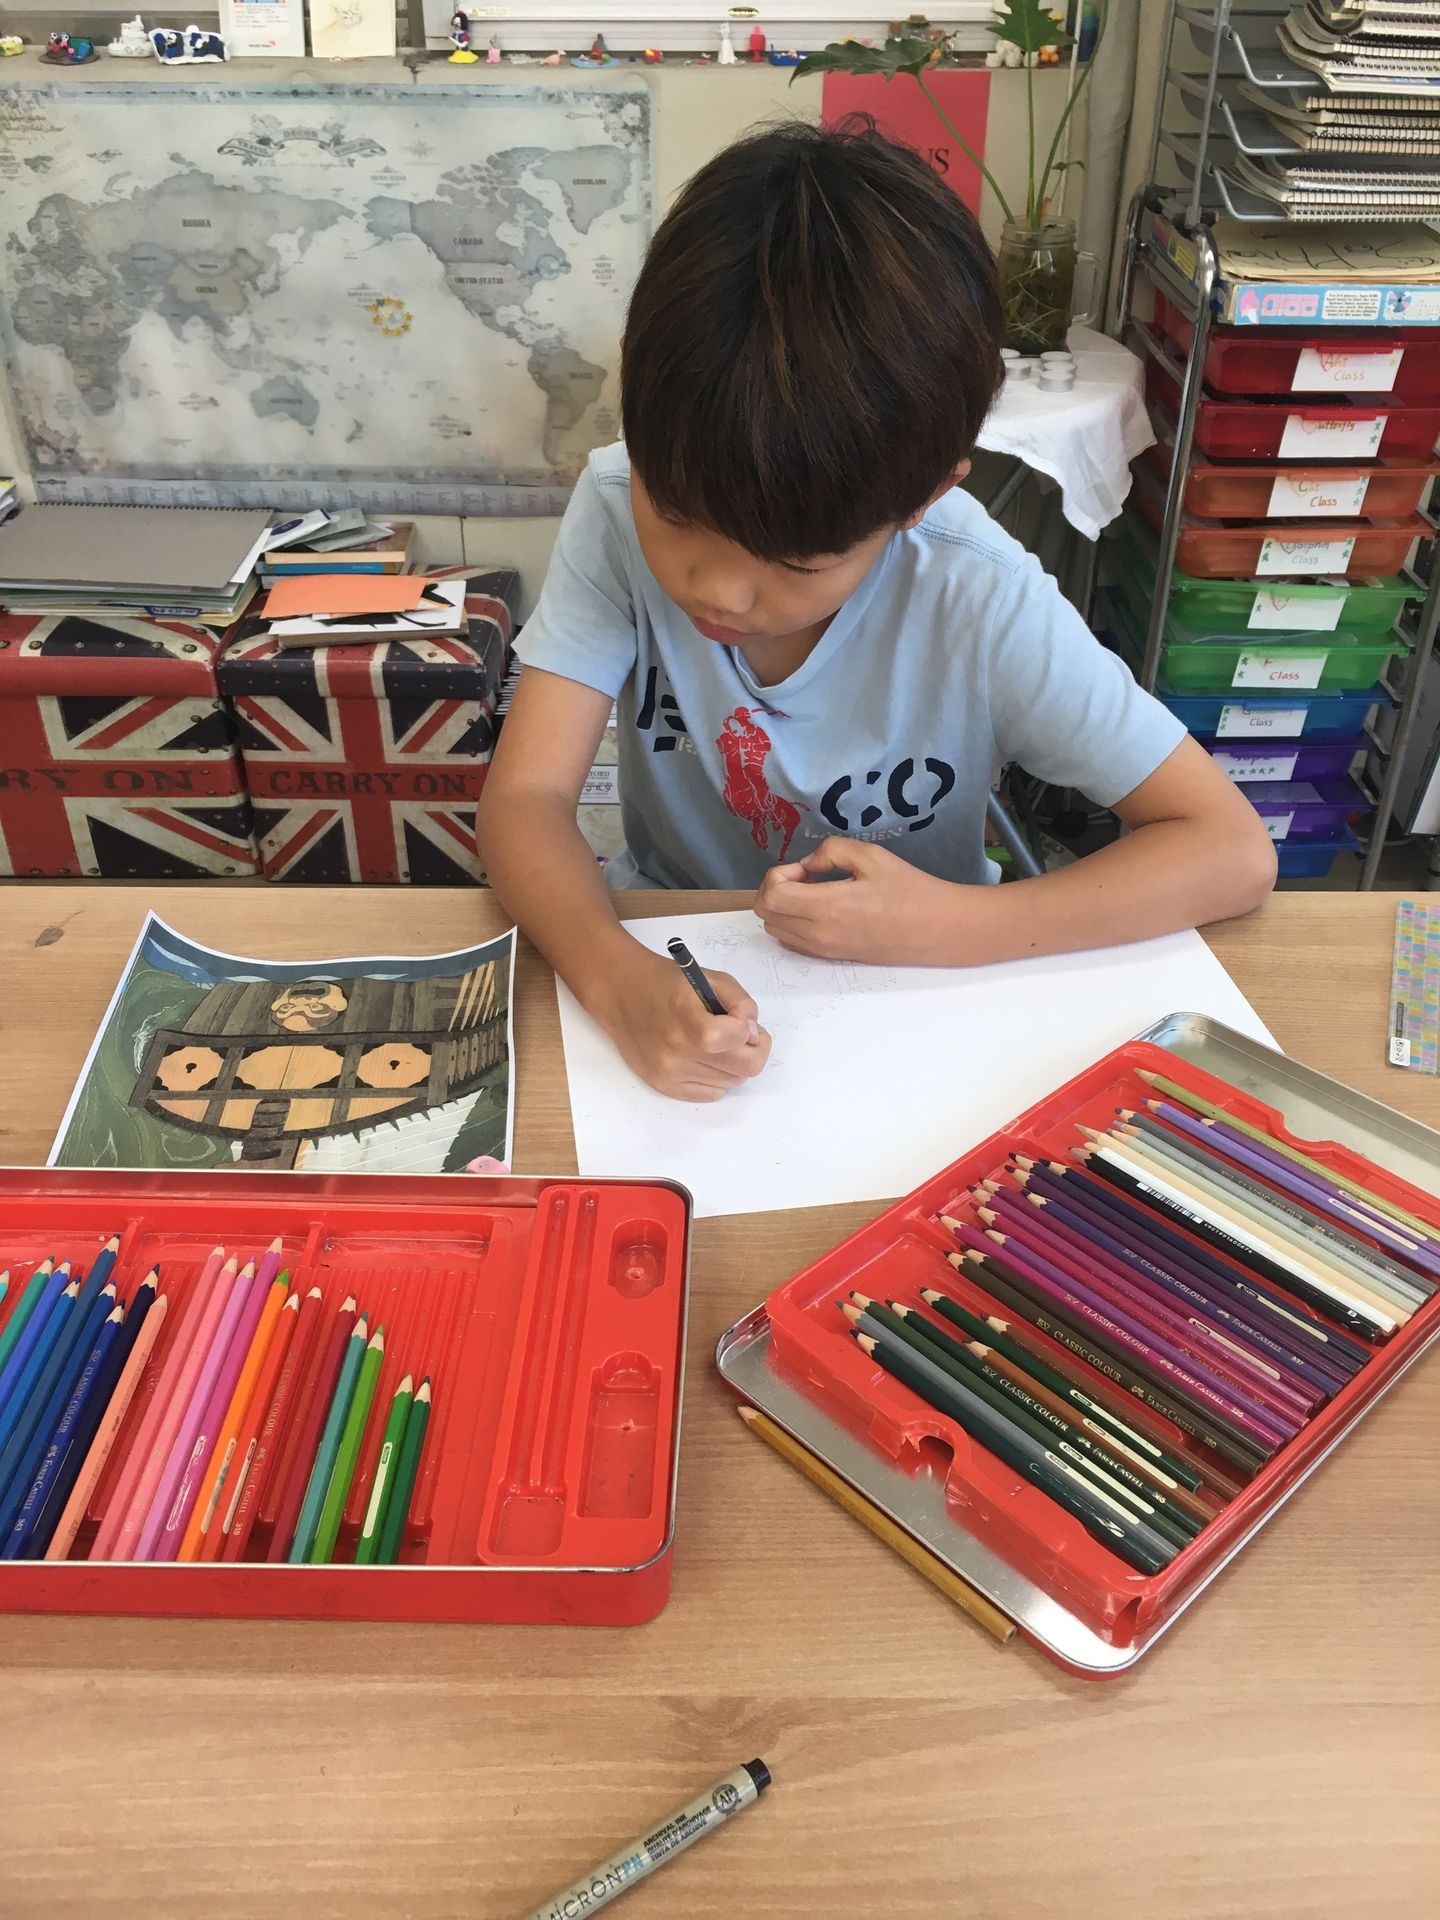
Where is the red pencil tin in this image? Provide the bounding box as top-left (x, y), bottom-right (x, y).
top-left (721, 1027), bottom-right (1440, 1674)
top-left (0, 1169), bottom-right (690, 1624)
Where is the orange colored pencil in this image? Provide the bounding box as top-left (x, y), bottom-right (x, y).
top-left (178, 1279), bottom-right (291, 1562)
top-left (221, 1285), bottom-right (324, 1562)
top-left (43, 1295), bottom-right (169, 1561)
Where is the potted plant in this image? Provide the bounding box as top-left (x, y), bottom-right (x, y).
top-left (794, 3), bottom-right (1107, 354)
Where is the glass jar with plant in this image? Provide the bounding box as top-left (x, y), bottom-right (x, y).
top-left (795, 3), bottom-right (1107, 354)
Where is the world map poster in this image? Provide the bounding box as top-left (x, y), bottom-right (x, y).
top-left (0, 82), bottom-right (651, 512)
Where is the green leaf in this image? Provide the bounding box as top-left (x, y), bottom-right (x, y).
top-left (989, 0), bottom-right (1073, 54)
top-left (792, 35), bottom-right (942, 84)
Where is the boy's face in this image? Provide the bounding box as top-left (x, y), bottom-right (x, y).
top-left (631, 475), bottom-right (897, 646)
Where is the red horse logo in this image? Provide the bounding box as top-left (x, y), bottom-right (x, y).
top-left (717, 707), bottom-right (807, 859)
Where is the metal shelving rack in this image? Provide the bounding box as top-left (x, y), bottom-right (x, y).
top-left (1114, 0), bottom-right (1440, 890)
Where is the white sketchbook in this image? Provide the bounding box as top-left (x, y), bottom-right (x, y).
top-left (556, 911), bottom-right (1276, 1221)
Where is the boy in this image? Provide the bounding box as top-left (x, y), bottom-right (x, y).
top-left (477, 122), bottom-right (1276, 1102)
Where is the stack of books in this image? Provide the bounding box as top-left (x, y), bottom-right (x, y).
top-left (0, 504), bottom-right (274, 627)
top-left (257, 510), bottom-right (414, 586)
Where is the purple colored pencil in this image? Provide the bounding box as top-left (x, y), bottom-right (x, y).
top-left (1026, 1160), bottom-right (1372, 1373)
top-left (984, 1193), bottom-right (1312, 1430)
top-left (948, 1218), bottom-right (1290, 1453)
top-left (1009, 1180), bottom-right (1346, 1402)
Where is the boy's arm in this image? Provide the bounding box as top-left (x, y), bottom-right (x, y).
top-left (754, 736), bottom-right (1278, 966)
top-left (477, 666), bottom-right (771, 1099)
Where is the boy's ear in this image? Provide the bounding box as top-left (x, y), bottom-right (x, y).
top-left (902, 461), bottom-right (972, 529)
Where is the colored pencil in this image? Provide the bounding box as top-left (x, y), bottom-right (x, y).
top-left (376, 1377), bottom-right (431, 1565)
top-left (88, 1245), bottom-right (224, 1539)
top-left (283, 1311), bottom-right (368, 1564)
top-left (103, 1254), bottom-right (240, 1562)
top-left (264, 1293), bottom-right (357, 1561)
top-left (310, 1324), bottom-right (384, 1564)
top-left (0, 1263), bottom-right (69, 1429)
top-left (918, 1271), bottom-right (1207, 1490)
top-left (3, 1305), bottom-right (125, 1560)
top-left (0, 1277), bottom-right (80, 1466)
top-left (1017, 1164), bottom-right (1371, 1373)
top-left (0, 1283), bottom-right (116, 1536)
top-left (1118, 1115), bottom-right (1431, 1313)
top-left (0, 1263), bottom-right (51, 1378)
top-left (843, 1301), bottom-right (1195, 1551)
top-left (355, 1373), bottom-right (414, 1565)
top-left (82, 1236), bottom-right (121, 1300)
top-left (222, 1285), bottom-right (323, 1562)
top-left (1135, 1069), bottom-right (1440, 1242)
top-left (0, 1274), bottom-right (7, 1316)
top-left (146, 1262), bottom-right (266, 1561)
top-left (737, 1403), bottom-right (1016, 1642)
top-left (45, 1291), bottom-right (168, 1562)
top-left (253, 1236), bottom-right (286, 1290)
top-left (1076, 1142), bottom-right (1393, 1340)
top-left (178, 1278), bottom-right (292, 1562)
top-left (854, 1326), bottom-right (1173, 1575)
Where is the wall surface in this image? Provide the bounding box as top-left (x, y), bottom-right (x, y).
top-left (0, 57), bottom-right (1091, 614)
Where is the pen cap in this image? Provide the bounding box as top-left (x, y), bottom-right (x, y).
top-left (743, 1759), bottom-right (772, 1795)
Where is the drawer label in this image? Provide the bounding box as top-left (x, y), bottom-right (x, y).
top-left (1247, 588), bottom-right (1345, 632)
top-left (1217, 704), bottom-right (1308, 739)
top-left (1292, 346), bottom-right (1403, 394)
top-left (1264, 812), bottom-right (1296, 841)
top-left (1266, 473), bottom-right (1370, 517)
top-left (1278, 414), bottom-right (1385, 459)
top-left (1232, 652), bottom-right (1328, 690)
top-left (1212, 751), bottom-right (1300, 781)
top-left (1257, 535), bottom-right (1356, 576)
top-left (581, 764), bottom-right (621, 804)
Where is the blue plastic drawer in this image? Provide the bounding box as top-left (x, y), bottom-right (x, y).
top-left (1161, 688), bottom-right (1385, 742)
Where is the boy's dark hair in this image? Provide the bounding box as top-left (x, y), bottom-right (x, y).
top-left (620, 118), bottom-right (1004, 562)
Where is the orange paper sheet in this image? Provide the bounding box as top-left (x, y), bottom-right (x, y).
top-left (263, 574), bottom-right (431, 618)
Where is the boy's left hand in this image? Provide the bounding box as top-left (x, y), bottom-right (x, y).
top-left (754, 838), bottom-right (962, 965)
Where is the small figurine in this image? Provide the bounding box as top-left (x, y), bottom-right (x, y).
top-left (641, 45), bottom-right (662, 62)
top-left (149, 22), bottom-right (227, 61)
top-left (749, 25), bottom-right (766, 60)
top-left (486, 32), bottom-right (501, 62)
top-left (107, 14), bottom-right (151, 55)
top-left (448, 9), bottom-right (477, 59)
top-left (44, 30), bottom-right (98, 62)
top-left (185, 23), bottom-right (227, 59)
top-left (718, 20), bottom-right (736, 63)
top-left (540, 47), bottom-right (563, 64)
top-left (571, 31), bottom-right (617, 66)
top-left (767, 47), bottom-right (801, 64)
top-left (0, 33), bottom-right (23, 55)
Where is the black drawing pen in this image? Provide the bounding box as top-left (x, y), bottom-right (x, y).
top-left (666, 937), bottom-right (728, 1016)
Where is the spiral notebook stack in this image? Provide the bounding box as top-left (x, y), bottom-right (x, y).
top-left (0, 505), bottom-right (272, 626)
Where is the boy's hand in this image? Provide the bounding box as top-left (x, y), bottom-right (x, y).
top-left (602, 950), bottom-right (772, 1102)
top-left (755, 838), bottom-right (963, 964)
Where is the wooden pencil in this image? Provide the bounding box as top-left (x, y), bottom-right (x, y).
top-left (0, 1265), bottom-right (71, 1436)
top-left (375, 1377), bottom-right (431, 1565)
top-left (737, 1403), bottom-right (1015, 1642)
top-left (264, 1293), bottom-right (357, 1561)
top-left (178, 1279), bottom-right (292, 1562)
top-left (0, 1284), bottom-right (117, 1536)
top-left (286, 1314), bottom-right (369, 1564)
top-left (221, 1286), bottom-right (323, 1562)
top-left (0, 1263), bottom-right (51, 1378)
top-left (4, 1305), bottom-right (125, 1560)
top-left (355, 1374), bottom-right (414, 1566)
top-left (309, 1324), bottom-right (385, 1564)
top-left (44, 1292), bottom-right (168, 1562)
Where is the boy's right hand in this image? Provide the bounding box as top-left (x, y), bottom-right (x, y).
top-left (602, 950), bottom-right (772, 1102)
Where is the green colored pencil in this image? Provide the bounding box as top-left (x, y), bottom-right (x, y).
top-left (310, 1326), bottom-right (385, 1564)
top-left (355, 1373), bottom-right (414, 1565)
top-left (0, 1263), bottom-right (52, 1378)
top-left (376, 1377), bottom-right (431, 1565)
top-left (287, 1316), bottom-right (368, 1565)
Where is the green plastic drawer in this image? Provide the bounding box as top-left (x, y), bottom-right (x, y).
top-left (1106, 589), bottom-right (1406, 694)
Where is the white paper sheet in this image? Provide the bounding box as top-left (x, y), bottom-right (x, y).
top-left (556, 912), bottom-right (1277, 1221)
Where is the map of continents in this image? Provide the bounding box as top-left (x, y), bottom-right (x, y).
top-left (0, 83), bottom-right (651, 511)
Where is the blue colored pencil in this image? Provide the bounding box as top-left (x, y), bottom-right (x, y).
top-left (23, 1275), bottom-right (158, 1559)
top-left (0, 1263), bottom-right (67, 1420)
top-left (0, 1284), bottom-right (116, 1532)
top-left (287, 1316), bottom-right (368, 1564)
top-left (4, 1305), bottom-right (125, 1560)
top-left (0, 1275), bottom-right (79, 1460)
top-left (0, 1263), bottom-right (50, 1379)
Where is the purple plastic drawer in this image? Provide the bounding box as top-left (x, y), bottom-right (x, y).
top-left (1197, 737), bottom-right (1364, 784)
top-left (1241, 776), bottom-right (1368, 842)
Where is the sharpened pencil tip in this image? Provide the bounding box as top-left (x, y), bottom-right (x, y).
top-left (840, 1302), bottom-right (862, 1323)
top-left (415, 1380), bottom-right (432, 1401)
top-left (977, 1206), bottom-right (997, 1225)
top-left (283, 1293), bottom-right (300, 1310)
top-left (307, 1286), bottom-right (323, 1298)
top-left (920, 1288), bottom-right (941, 1302)
top-left (103, 1235), bottom-right (121, 1252)
top-left (1135, 1069), bottom-right (1157, 1084)
top-left (267, 1237), bottom-right (283, 1253)
top-left (738, 1404), bottom-right (757, 1424)
top-left (856, 1333), bottom-right (876, 1354)
top-left (938, 1214), bottom-right (961, 1232)
top-left (850, 1289), bottom-right (873, 1308)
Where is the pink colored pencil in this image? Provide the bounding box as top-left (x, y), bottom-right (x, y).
top-left (253, 1236), bottom-right (286, 1291)
top-left (152, 1271), bottom-right (275, 1561)
top-left (134, 1261), bottom-right (256, 1561)
top-left (90, 1249), bottom-right (231, 1561)
top-left (44, 1296), bottom-right (169, 1561)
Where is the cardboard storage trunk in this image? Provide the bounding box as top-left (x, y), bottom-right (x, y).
top-left (219, 571), bottom-right (517, 885)
top-left (0, 612), bottom-right (258, 879)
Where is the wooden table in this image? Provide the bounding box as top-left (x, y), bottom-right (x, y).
top-left (1, 888), bottom-right (1436, 1920)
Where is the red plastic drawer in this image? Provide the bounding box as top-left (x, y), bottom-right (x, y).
top-left (1154, 292), bottom-right (1440, 400)
top-left (1132, 474), bottom-right (1423, 579)
top-left (1147, 445), bottom-right (1439, 522)
top-left (1146, 357), bottom-right (1440, 463)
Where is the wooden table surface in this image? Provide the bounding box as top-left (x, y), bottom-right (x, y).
top-left (1, 887), bottom-right (1436, 1920)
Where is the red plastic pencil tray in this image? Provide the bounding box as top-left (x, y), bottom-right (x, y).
top-left (0, 1169), bottom-right (690, 1624)
top-left (716, 1014), bottom-right (1440, 1676)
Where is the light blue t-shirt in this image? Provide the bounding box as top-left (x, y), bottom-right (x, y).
top-left (516, 443), bottom-right (1183, 889)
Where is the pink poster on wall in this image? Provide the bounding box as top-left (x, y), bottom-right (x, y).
top-left (820, 71), bottom-right (993, 216)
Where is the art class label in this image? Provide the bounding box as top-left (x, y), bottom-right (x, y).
top-left (1247, 587), bottom-right (1345, 632)
top-left (1216, 704), bottom-right (1308, 739)
top-left (1263, 812), bottom-right (1296, 841)
top-left (1291, 346), bottom-right (1403, 394)
top-left (1211, 750), bottom-right (1299, 781)
top-left (1231, 651), bottom-right (1328, 690)
top-left (1256, 534), bottom-right (1355, 576)
top-left (1266, 473), bottom-right (1369, 517)
top-left (1278, 413), bottom-right (1385, 459)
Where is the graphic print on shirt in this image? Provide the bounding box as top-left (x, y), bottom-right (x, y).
top-left (717, 707), bottom-right (808, 859)
top-left (820, 757), bottom-right (957, 835)
top-left (635, 665), bottom-right (690, 751)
